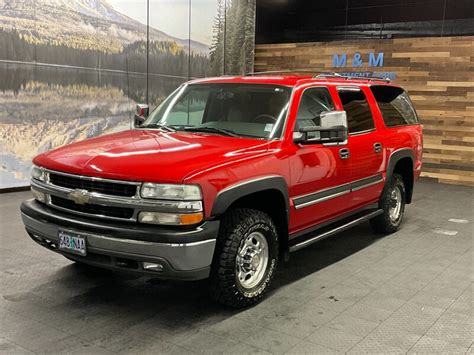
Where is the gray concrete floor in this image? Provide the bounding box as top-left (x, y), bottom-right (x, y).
top-left (0, 180), bottom-right (472, 354)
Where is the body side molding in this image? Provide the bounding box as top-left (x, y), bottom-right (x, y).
top-left (293, 184), bottom-right (351, 209)
top-left (292, 173), bottom-right (383, 210)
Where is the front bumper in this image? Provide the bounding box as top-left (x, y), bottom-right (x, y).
top-left (20, 199), bottom-right (219, 280)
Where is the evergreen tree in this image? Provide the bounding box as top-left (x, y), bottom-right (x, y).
top-left (209, 0), bottom-right (226, 76)
top-left (208, 0), bottom-right (256, 76)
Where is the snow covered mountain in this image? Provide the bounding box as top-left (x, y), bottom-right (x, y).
top-left (0, 0), bottom-right (209, 55)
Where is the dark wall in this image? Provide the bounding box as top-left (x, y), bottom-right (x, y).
top-left (256, 0), bottom-right (474, 44)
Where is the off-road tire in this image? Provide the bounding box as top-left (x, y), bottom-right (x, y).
top-left (209, 208), bottom-right (279, 308)
top-left (370, 173), bottom-right (406, 234)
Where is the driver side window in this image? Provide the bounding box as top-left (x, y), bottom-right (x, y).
top-left (295, 87), bottom-right (335, 138)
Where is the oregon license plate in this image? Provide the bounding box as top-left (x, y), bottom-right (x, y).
top-left (58, 229), bottom-right (87, 256)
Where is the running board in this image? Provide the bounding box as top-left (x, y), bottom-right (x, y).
top-left (289, 209), bottom-right (383, 252)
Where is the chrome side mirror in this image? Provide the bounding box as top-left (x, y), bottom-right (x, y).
top-left (294, 111), bottom-right (348, 144)
top-left (134, 104), bottom-right (149, 127)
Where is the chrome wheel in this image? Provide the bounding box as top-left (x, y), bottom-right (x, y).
top-left (236, 231), bottom-right (269, 289)
top-left (389, 185), bottom-right (402, 222)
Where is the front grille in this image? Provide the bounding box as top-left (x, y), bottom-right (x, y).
top-left (50, 196), bottom-right (134, 220)
top-left (49, 173), bottom-right (137, 197)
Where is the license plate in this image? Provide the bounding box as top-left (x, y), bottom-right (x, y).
top-left (58, 229), bottom-right (87, 256)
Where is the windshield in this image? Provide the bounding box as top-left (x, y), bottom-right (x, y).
top-left (142, 83), bottom-right (292, 139)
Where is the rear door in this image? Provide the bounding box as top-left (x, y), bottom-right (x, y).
top-left (337, 86), bottom-right (385, 209)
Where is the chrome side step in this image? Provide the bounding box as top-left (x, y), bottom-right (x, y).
top-left (289, 209), bottom-right (383, 252)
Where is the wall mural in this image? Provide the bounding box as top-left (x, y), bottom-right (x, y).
top-left (0, 0), bottom-right (256, 189)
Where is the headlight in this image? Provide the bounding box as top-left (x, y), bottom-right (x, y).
top-left (31, 165), bottom-right (45, 182)
top-left (140, 183), bottom-right (202, 200)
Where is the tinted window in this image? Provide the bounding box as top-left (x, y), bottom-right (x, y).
top-left (165, 89), bottom-right (208, 126)
top-left (144, 84), bottom-right (291, 139)
top-left (371, 86), bottom-right (419, 127)
top-left (338, 89), bottom-right (375, 133)
top-left (295, 87), bottom-right (335, 132)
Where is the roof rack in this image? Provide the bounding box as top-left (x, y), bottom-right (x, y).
top-left (245, 69), bottom-right (317, 76)
top-left (314, 72), bottom-right (391, 83)
top-left (242, 70), bottom-right (391, 83)
top-left (314, 72), bottom-right (343, 78)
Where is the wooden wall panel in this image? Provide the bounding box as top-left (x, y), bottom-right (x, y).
top-left (255, 36), bottom-right (474, 186)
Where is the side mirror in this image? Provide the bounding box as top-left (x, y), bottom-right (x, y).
top-left (293, 111), bottom-right (348, 144)
top-left (134, 104), bottom-right (149, 127)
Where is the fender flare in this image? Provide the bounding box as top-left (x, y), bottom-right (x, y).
top-left (211, 175), bottom-right (290, 221)
top-left (386, 148), bottom-right (415, 203)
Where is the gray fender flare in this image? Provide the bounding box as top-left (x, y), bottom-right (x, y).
top-left (385, 148), bottom-right (415, 203)
top-left (211, 175), bottom-right (289, 221)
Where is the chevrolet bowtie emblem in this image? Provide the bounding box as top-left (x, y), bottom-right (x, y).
top-left (68, 189), bottom-right (91, 205)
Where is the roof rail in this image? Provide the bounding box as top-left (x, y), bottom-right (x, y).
top-left (314, 72), bottom-right (344, 79)
top-left (242, 70), bottom-right (391, 83)
top-left (245, 69), bottom-right (317, 76)
top-left (345, 76), bottom-right (392, 83)
top-left (314, 72), bottom-right (391, 83)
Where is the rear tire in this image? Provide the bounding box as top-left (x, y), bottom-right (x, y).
top-left (209, 208), bottom-right (279, 308)
top-left (370, 173), bottom-right (406, 234)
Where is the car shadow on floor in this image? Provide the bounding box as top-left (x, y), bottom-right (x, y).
top-left (29, 221), bottom-right (386, 337)
top-left (274, 222), bottom-right (380, 288)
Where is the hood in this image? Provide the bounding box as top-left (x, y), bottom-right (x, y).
top-left (34, 129), bottom-right (270, 183)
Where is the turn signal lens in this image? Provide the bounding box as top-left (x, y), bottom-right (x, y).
top-left (180, 212), bottom-right (204, 225)
top-left (138, 211), bottom-right (203, 226)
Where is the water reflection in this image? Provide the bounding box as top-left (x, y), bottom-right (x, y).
top-left (0, 63), bottom-right (184, 188)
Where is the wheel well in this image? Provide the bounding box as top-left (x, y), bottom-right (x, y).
top-left (393, 157), bottom-right (414, 204)
top-left (225, 189), bottom-right (289, 256)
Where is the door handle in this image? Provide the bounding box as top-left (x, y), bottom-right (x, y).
top-left (374, 142), bottom-right (382, 153)
top-left (339, 148), bottom-right (350, 160)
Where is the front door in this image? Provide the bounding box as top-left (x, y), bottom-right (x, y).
top-left (288, 86), bottom-right (352, 235)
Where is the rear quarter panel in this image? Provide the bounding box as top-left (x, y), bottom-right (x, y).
top-left (383, 124), bottom-right (423, 179)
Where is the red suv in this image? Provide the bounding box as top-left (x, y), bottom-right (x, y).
top-left (21, 74), bottom-right (422, 307)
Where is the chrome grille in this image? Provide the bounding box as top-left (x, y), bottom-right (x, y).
top-left (49, 173), bottom-right (137, 197)
top-left (50, 196), bottom-right (134, 220)
top-left (31, 168), bottom-right (203, 223)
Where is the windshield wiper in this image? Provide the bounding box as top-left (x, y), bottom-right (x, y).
top-left (183, 127), bottom-right (239, 137)
top-left (141, 124), bottom-right (176, 132)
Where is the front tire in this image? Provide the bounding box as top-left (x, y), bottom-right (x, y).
top-left (370, 173), bottom-right (406, 234)
top-left (209, 208), bottom-right (279, 308)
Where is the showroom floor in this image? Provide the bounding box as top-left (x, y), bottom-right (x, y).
top-left (0, 180), bottom-right (472, 354)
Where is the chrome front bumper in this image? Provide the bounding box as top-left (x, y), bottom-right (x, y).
top-left (21, 199), bottom-right (219, 280)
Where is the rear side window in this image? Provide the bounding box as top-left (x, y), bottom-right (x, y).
top-left (371, 86), bottom-right (419, 127)
top-left (338, 89), bottom-right (375, 134)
